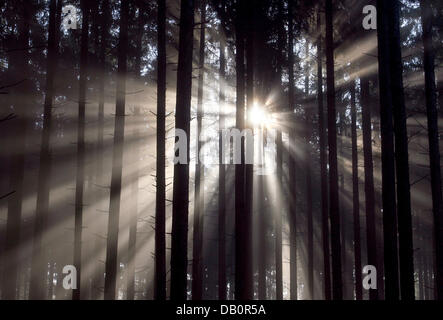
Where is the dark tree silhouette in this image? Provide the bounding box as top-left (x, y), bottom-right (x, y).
top-left (192, 0), bottom-right (206, 300)
top-left (350, 80), bottom-right (362, 300)
top-left (387, 0), bottom-right (415, 300)
top-left (170, 0), bottom-right (195, 301)
top-left (72, 0), bottom-right (90, 300)
top-left (361, 76), bottom-right (378, 300)
top-left (234, 0), bottom-right (251, 300)
top-left (274, 0), bottom-right (285, 301)
top-left (420, 0), bottom-right (443, 301)
top-left (304, 40), bottom-right (314, 300)
top-left (91, 0), bottom-right (109, 300)
top-left (316, 10), bottom-right (331, 301)
top-left (104, 0), bottom-right (130, 300)
top-left (325, 0), bottom-right (342, 300)
top-left (376, 0), bottom-right (400, 300)
top-left (154, 0), bottom-right (167, 301)
top-left (30, 0), bottom-right (62, 300)
top-left (218, 4), bottom-right (227, 300)
top-left (288, 0), bottom-right (298, 300)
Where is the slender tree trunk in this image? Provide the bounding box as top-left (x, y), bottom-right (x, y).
top-left (154, 0), bottom-right (166, 301)
top-left (29, 0), bottom-right (62, 300)
top-left (245, 0), bottom-right (255, 300)
top-left (420, 0), bottom-right (443, 301)
top-left (338, 90), bottom-right (347, 300)
top-left (91, 0), bottom-right (109, 300)
top-left (234, 0), bottom-right (250, 300)
top-left (376, 0), bottom-right (400, 300)
top-left (386, 0), bottom-right (415, 301)
top-left (72, 0), bottom-right (90, 300)
top-left (2, 0), bottom-right (30, 300)
top-left (304, 40), bottom-right (314, 300)
top-left (350, 80), bottom-right (362, 300)
top-left (218, 19), bottom-right (227, 301)
top-left (170, 0), bottom-right (194, 301)
top-left (317, 11), bottom-right (331, 301)
top-left (127, 2), bottom-right (146, 300)
top-left (361, 77), bottom-right (378, 300)
top-left (134, 2), bottom-right (144, 79)
top-left (104, 0), bottom-right (129, 300)
top-left (288, 0), bottom-right (297, 300)
top-left (325, 0), bottom-right (342, 300)
top-left (274, 0), bottom-right (285, 300)
top-left (192, 0), bottom-right (205, 300)
top-left (257, 132), bottom-right (266, 300)
top-left (126, 107), bottom-right (141, 300)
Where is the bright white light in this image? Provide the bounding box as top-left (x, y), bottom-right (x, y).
top-left (249, 103), bottom-right (267, 126)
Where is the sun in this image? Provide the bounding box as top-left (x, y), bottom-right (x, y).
top-left (249, 102), bottom-right (267, 127)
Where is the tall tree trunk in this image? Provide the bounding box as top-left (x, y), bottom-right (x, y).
top-left (192, 0), bottom-right (205, 300)
top-left (234, 0), bottom-right (250, 300)
top-left (386, 0), bottom-right (415, 300)
top-left (350, 80), bottom-right (362, 300)
top-left (134, 2), bottom-right (144, 78)
top-left (325, 0), bottom-right (342, 300)
top-left (420, 0), bottom-right (443, 301)
top-left (257, 133), bottom-right (266, 300)
top-left (170, 0), bottom-right (194, 301)
top-left (218, 17), bottom-right (227, 301)
top-left (245, 0), bottom-right (255, 300)
top-left (127, 3), bottom-right (146, 300)
top-left (154, 0), bottom-right (166, 301)
top-left (92, 0), bottom-right (109, 300)
top-left (338, 89), bottom-right (347, 299)
top-left (29, 0), bottom-right (62, 300)
top-left (317, 11), bottom-right (331, 301)
top-left (104, 0), bottom-right (129, 300)
top-left (72, 0), bottom-right (90, 300)
top-left (361, 77), bottom-right (378, 300)
top-left (288, 0), bottom-right (297, 300)
top-left (274, 0), bottom-right (285, 300)
top-left (376, 0), bottom-right (400, 300)
top-left (126, 107), bottom-right (141, 300)
top-left (2, 0), bottom-right (30, 299)
top-left (305, 40), bottom-right (314, 300)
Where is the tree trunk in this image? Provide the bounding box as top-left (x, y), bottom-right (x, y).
top-left (126, 106), bottom-right (141, 300)
top-left (127, 2), bottom-right (146, 300)
top-left (305, 40), bottom-right (314, 300)
top-left (420, 0), bottom-right (443, 301)
top-left (243, 1), bottom-right (260, 301)
top-left (91, 0), bottom-right (109, 300)
top-left (288, 0), bottom-right (297, 300)
top-left (154, 0), bottom-right (167, 301)
top-left (274, 0), bottom-right (285, 300)
top-left (2, 0), bottom-right (30, 299)
top-left (29, 0), bottom-right (62, 300)
top-left (351, 80), bottom-right (362, 300)
top-left (104, 0), bottom-right (129, 300)
top-left (72, 0), bottom-right (90, 300)
top-left (361, 77), bottom-right (378, 300)
top-left (170, 0), bottom-right (194, 301)
top-left (376, 0), bottom-right (400, 300)
top-left (386, 0), bottom-right (415, 300)
top-left (317, 11), bottom-right (331, 301)
top-left (134, 2), bottom-right (145, 78)
top-left (192, 0), bottom-right (206, 300)
top-left (218, 15), bottom-right (227, 301)
top-left (234, 0), bottom-right (250, 300)
top-left (325, 0), bottom-right (342, 300)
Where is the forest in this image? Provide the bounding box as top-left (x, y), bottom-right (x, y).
top-left (0, 0), bottom-right (442, 301)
